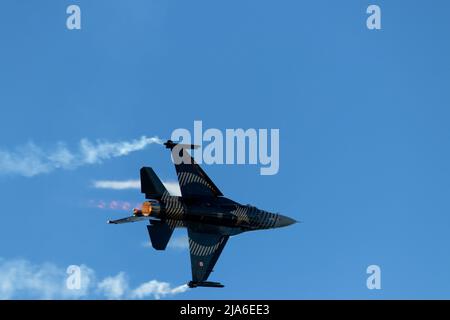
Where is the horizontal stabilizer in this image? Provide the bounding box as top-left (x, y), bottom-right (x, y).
top-left (147, 220), bottom-right (174, 250)
top-left (107, 216), bottom-right (149, 224)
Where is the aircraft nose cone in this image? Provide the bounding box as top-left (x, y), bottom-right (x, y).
top-left (275, 215), bottom-right (297, 228)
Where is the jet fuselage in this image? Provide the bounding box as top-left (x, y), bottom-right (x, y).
top-left (136, 196), bottom-right (295, 234)
top-left (108, 140), bottom-right (297, 288)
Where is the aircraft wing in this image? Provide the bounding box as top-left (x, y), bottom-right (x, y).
top-left (187, 227), bottom-right (229, 285)
top-left (166, 141), bottom-right (223, 198)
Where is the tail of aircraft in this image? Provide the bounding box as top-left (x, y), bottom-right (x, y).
top-left (140, 167), bottom-right (168, 199)
top-left (140, 167), bottom-right (174, 250)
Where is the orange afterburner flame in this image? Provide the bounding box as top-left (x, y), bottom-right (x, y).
top-left (142, 201), bottom-right (152, 216)
top-left (133, 201), bottom-right (152, 216)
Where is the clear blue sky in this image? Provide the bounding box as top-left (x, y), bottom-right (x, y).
top-left (1, 0), bottom-right (450, 299)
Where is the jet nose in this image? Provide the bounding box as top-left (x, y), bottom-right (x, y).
top-left (275, 215), bottom-right (297, 228)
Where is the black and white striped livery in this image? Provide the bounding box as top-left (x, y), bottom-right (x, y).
top-left (107, 140), bottom-right (296, 288)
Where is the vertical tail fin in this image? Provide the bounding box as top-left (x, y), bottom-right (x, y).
top-left (140, 167), bottom-right (168, 199)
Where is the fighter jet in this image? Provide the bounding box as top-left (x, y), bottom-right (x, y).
top-left (108, 140), bottom-right (296, 288)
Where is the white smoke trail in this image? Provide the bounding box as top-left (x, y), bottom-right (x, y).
top-left (88, 200), bottom-right (141, 211)
top-left (130, 280), bottom-right (189, 300)
top-left (0, 136), bottom-right (162, 177)
top-left (0, 257), bottom-right (188, 300)
top-left (92, 180), bottom-right (182, 196)
top-left (92, 180), bottom-right (141, 190)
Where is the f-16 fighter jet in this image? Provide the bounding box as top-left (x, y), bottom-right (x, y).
top-left (108, 140), bottom-right (296, 288)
